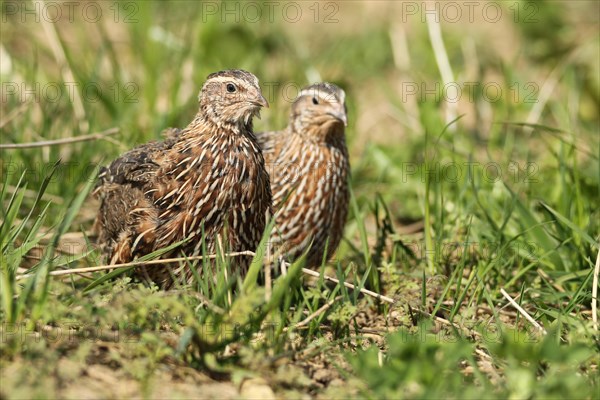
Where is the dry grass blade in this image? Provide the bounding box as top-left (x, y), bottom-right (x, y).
top-left (15, 251), bottom-right (256, 280)
top-left (389, 23), bottom-right (411, 71)
top-left (290, 295), bottom-right (344, 330)
top-left (500, 288), bottom-right (547, 335)
top-left (474, 347), bottom-right (492, 360)
top-left (525, 45), bottom-right (588, 128)
top-left (35, 0), bottom-right (87, 132)
top-left (0, 128), bottom-right (119, 149)
top-left (537, 268), bottom-right (566, 293)
top-left (410, 305), bottom-right (482, 339)
top-left (160, 290), bottom-right (226, 315)
top-left (300, 267), bottom-right (394, 304)
top-left (425, 9), bottom-right (457, 129)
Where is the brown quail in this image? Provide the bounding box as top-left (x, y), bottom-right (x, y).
top-left (93, 69), bottom-right (271, 287)
top-left (256, 83), bottom-right (350, 268)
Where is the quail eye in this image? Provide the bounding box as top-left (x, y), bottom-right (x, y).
top-left (312, 97), bottom-right (319, 105)
top-left (226, 83), bottom-right (236, 93)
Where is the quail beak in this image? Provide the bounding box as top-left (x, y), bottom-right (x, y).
top-left (252, 93), bottom-right (269, 109)
top-left (249, 93), bottom-right (268, 120)
top-left (328, 110), bottom-right (348, 127)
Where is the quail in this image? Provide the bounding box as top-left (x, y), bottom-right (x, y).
top-left (93, 69), bottom-right (271, 287)
top-left (256, 83), bottom-right (350, 268)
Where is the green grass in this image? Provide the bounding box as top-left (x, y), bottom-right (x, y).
top-left (1, 1), bottom-right (599, 398)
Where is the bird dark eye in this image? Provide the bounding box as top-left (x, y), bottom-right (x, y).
top-left (312, 97), bottom-right (319, 105)
top-left (226, 83), bottom-right (236, 93)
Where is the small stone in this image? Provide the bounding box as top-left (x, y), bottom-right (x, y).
top-left (240, 377), bottom-right (276, 400)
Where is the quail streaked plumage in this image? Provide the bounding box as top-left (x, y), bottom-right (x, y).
top-left (256, 83), bottom-right (350, 268)
top-left (93, 69), bottom-right (271, 287)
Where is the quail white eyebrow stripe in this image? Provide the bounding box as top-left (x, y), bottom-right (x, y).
top-left (298, 88), bottom-right (344, 104)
